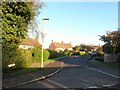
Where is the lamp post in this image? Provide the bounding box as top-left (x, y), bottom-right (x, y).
top-left (41, 18), bottom-right (49, 68)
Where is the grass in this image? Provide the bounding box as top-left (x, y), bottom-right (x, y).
top-left (3, 68), bottom-right (40, 78)
top-left (3, 56), bottom-right (65, 78)
top-left (90, 58), bottom-right (120, 69)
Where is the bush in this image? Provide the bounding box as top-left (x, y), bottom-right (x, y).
top-left (64, 49), bottom-right (72, 56)
top-left (14, 49), bottom-right (32, 68)
top-left (2, 48), bottom-right (33, 70)
top-left (94, 57), bottom-right (104, 62)
top-left (32, 48), bottom-right (41, 62)
top-left (48, 49), bottom-right (58, 58)
top-left (32, 48), bottom-right (50, 62)
top-left (79, 51), bottom-right (86, 55)
top-left (48, 49), bottom-right (65, 59)
top-left (43, 49), bottom-right (50, 61)
top-left (72, 52), bottom-right (80, 55)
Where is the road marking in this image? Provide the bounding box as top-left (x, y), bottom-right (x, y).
top-left (85, 66), bottom-right (120, 78)
top-left (102, 84), bottom-right (116, 87)
top-left (87, 86), bottom-right (100, 88)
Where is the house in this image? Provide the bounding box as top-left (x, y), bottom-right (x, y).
top-left (49, 40), bottom-right (73, 52)
top-left (85, 44), bottom-right (101, 52)
top-left (19, 36), bottom-right (41, 49)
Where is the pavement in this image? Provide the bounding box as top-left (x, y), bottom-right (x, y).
top-left (2, 59), bottom-right (63, 89)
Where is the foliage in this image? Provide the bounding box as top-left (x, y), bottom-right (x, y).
top-left (15, 49), bottom-right (32, 68)
top-left (64, 49), bottom-right (72, 56)
top-left (43, 49), bottom-right (50, 61)
top-left (2, 49), bottom-right (32, 69)
top-left (1, 1), bottom-right (43, 68)
top-left (71, 51), bottom-right (80, 55)
top-left (32, 48), bottom-right (50, 62)
top-left (48, 49), bottom-right (64, 59)
top-left (80, 44), bottom-right (86, 50)
top-left (72, 45), bottom-right (80, 52)
top-left (99, 29), bottom-right (120, 54)
top-left (79, 51), bottom-right (86, 55)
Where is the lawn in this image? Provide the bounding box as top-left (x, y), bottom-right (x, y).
top-left (90, 58), bottom-right (120, 69)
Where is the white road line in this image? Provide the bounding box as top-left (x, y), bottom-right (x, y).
top-left (85, 66), bottom-right (120, 79)
top-left (87, 86), bottom-right (100, 88)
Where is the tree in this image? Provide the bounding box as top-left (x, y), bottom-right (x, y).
top-left (99, 29), bottom-right (120, 54)
top-left (1, 1), bottom-right (43, 68)
top-left (72, 45), bottom-right (80, 52)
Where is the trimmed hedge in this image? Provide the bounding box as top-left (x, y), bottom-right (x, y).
top-left (15, 49), bottom-right (32, 68)
top-left (2, 48), bottom-right (33, 73)
top-left (48, 49), bottom-right (65, 59)
top-left (32, 48), bottom-right (50, 62)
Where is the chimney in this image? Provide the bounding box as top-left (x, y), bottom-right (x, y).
top-left (52, 40), bottom-right (53, 43)
top-left (35, 31), bottom-right (39, 40)
top-left (98, 44), bottom-right (100, 46)
top-left (62, 41), bottom-right (63, 43)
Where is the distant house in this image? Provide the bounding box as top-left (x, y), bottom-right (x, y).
top-left (19, 37), bottom-right (41, 49)
top-left (49, 40), bottom-right (73, 52)
top-left (85, 44), bottom-right (101, 51)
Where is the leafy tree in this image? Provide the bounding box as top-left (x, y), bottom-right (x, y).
top-left (64, 49), bottom-right (72, 56)
top-left (1, 1), bottom-right (43, 68)
top-left (99, 29), bottom-right (120, 54)
top-left (72, 45), bottom-right (80, 52)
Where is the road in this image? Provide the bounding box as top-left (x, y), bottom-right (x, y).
top-left (17, 55), bottom-right (119, 89)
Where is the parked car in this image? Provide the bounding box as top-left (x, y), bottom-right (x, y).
top-left (91, 51), bottom-right (97, 56)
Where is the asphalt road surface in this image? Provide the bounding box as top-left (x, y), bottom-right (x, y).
top-left (17, 55), bottom-right (119, 89)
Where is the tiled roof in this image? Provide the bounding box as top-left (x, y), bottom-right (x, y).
top-left (53, 42), bottom-right (73, 48)
top-left (21, 37), bottom-right (40, 46)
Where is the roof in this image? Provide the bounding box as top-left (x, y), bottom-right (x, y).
top-left (21, 37), bottom-right (40, 46)
top-left (53, 42), bottom-right (73, 48)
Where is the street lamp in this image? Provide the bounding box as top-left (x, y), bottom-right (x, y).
top-left (41, 18), bottom-right (49, 68)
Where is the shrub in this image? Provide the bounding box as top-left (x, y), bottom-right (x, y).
top-left (79, 51), bottom-right (86, 55)
top-left (64, 49), bottom-right (72, 56)
top-left (72, 52), bottom-right (80, 55)
top-left (14, 49), bottom-right (32, 68)
top-left (32, 48), bottom-right (50, 62)
top-left (48, 49), bottom-right (58, 58)
top-left (43, 49), bottom-right (50, 61)
top-left (94, 57), bottom-right (104, 62)
top-left (2, 47), bottom-right (18, 69)
top-left (32, 48), bottom-right (41, 62)
top-left (48, 49), bottom-right (65, 59)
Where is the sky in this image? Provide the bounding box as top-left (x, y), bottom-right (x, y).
top-left (29, 2), bottom-right (118, 48)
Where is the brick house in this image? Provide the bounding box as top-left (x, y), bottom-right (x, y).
top-left (49, 40), bottom-right (73, 52)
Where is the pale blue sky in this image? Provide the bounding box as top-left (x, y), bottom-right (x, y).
top-left (31, 2), bottom-right (118, 48)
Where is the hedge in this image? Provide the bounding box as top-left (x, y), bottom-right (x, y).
top-left (32, 48), bottom-right (50, 62)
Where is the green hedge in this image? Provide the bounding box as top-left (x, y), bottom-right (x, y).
top-left (32, 48), bottom-right (50, 62)
top-left (48, 49), bottom-right (65, 59)
top-left (2, 48), bottom-right (32, 71)
top-left (43, 49), bottom-right (50, 61)
top-left (14, 49), bottom-right (32, 68)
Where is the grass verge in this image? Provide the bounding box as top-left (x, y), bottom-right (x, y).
top-left (90, 59), bottom-right (120, 69)
top-left (3, 56), bottom-right (65, 78)
top-left (49, 56), bottom-right (65, 61)
top-left (3, 68), bottom-right (40, 78)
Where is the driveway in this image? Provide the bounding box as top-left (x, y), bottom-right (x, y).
top-left (17, 55), bottom-right (119, 89)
